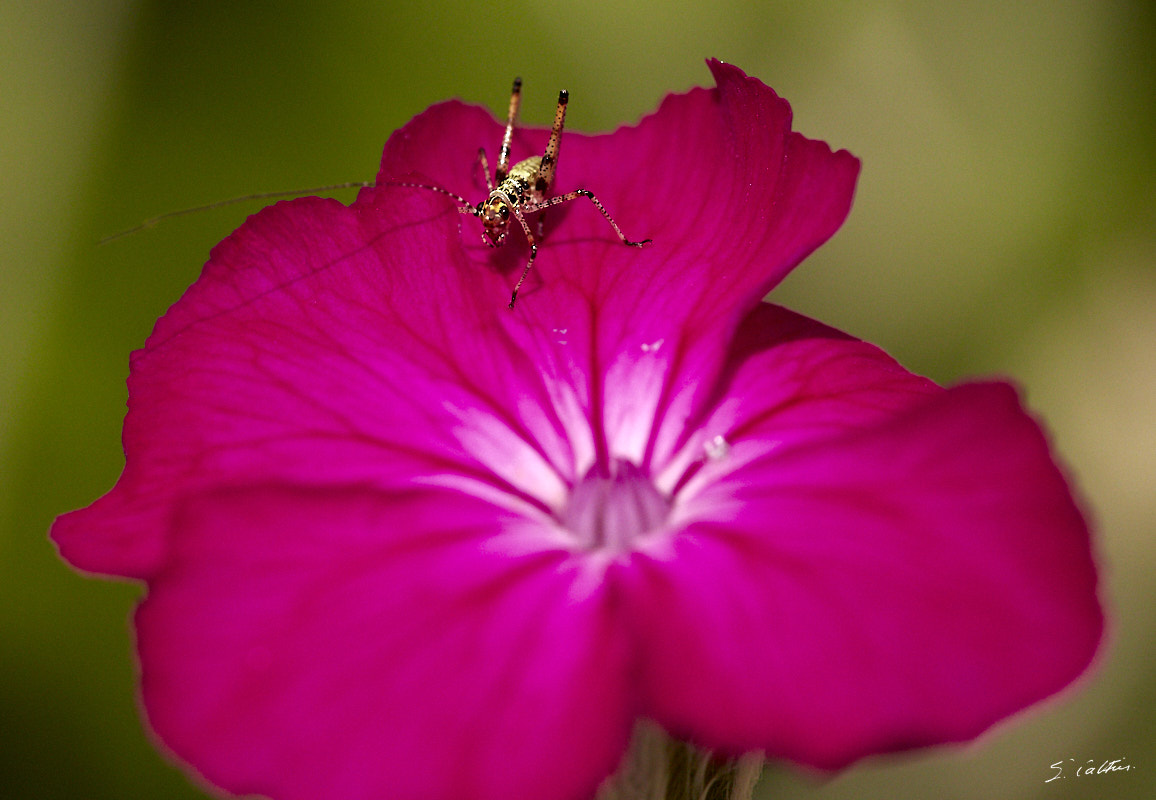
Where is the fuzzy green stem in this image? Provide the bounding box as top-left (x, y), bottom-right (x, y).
top-left (597, 723), bottom-right (763, 800)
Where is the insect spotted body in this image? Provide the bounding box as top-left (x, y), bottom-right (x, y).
top-left (389, 79), bottom-right (651, 309)
top-left (479, 156), bottom-right (542, 247)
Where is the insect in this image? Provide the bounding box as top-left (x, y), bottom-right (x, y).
top-left (97, 182), bottom-right (378, 245)
top-left (387, 78), bottom-right (652, 309)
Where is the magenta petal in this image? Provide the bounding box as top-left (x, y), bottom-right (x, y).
top-left (653, 302), bottom-right (940, 490)
top-left (628, 382), bottom-right (1102, 768)
top-left (53, 62), bottom-right (860, 581)
top-left (52, 192), bottom-right (581, 579)
top-left (377, 61), bottom-right (860, 310)
top-left (51, 61), bottom-right (1102, 794)
top-left (138, 485), bottom-right (634, 800)
top-left (374, 62), bottom-right (861, 468)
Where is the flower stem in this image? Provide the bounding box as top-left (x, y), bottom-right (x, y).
top-left (597, 723), bottom-right (763, 800)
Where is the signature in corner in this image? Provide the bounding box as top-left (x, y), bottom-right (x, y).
top-left (1046, 757), bottom-right (1135, 783)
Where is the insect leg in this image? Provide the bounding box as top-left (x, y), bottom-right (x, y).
top-left (497, 77), bottom-right (522, 183)
top-left (476, 148), bottom-right (495, 193)
top-left (530, 190), bottom-right (652, 247)
top-left (507, 209), bottom-right (539, 310)
top-left (535, 89), bottom-right (568, 194)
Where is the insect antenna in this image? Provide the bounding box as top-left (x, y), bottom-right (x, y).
top-left (378, 179), bottom-right (479, 216)
top-left (98, 181), bottom-right (376, 244)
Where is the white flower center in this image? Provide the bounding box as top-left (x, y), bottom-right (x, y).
top-left (560, 460), bottom-right (671, 553)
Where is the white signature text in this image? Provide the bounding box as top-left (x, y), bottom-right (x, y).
top-left (1046, 757), bottom-right (1135, 783)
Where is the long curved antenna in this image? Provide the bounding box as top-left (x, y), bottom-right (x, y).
top-left (98, 181), bottom-right (376, 244)
top-left (378, 179), bottom-right (478, 215)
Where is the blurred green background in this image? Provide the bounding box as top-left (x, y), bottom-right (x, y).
top-left (3, 1), bottom-right (1153, 798)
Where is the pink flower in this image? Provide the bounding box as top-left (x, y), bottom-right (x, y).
top-left (52, 61), bottom-right (1102, 800)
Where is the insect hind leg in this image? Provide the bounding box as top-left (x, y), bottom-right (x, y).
top-left (496, 77), bottom-right (522, 183)
top-left (535, 90), bottom-right (568, 193)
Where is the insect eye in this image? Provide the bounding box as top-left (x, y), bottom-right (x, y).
top-left (499, 205), bottom-right (510, 219)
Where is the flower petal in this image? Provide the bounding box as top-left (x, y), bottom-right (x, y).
top-left (52, 192), bottom-right (583, 579)
top-left (656, 302), bottom-right (939, 496)
top-left (376, 61), bottom-right (859, 310)
top-left (137, 485), bottom-right (634, 800)
top-left (625, 382), bottom-right (1102, 768)
top-left (54, 62), bottom-right (860, 582)
top-left (375, 61), bottom-right (861, 467)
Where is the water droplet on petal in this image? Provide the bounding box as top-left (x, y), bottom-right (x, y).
top-left (703, 434), bottom-right (730, 461)
top-left (641, 338), bottom-right (665, 353)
